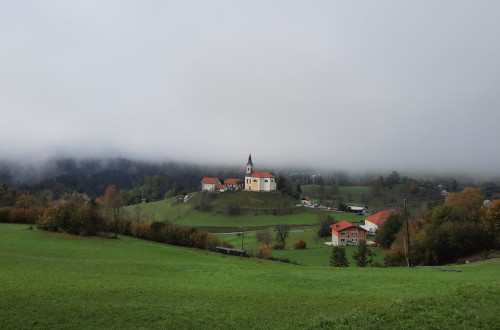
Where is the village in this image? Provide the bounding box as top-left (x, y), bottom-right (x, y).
top-left (200, 154), bottom-right (394, 247)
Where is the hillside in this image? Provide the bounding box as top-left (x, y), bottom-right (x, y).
top-left (1, 224), bottom-right (499, 329)
top-left (122, 191), bottom-right (365, 230)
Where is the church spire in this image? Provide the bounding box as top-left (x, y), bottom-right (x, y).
top-left (246, 154), bottom-right (253, 175)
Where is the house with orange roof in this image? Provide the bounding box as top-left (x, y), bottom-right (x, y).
top-left (244, 154), bottom-right (277, 192)
top-left (330, 220), bottom-right (368, 246)
top-left (200, 177), bottom-right (221, 192)
top-left (224, 178), bottom-right (244, 191)
top-left (363, 210), bottom-right (394, 235)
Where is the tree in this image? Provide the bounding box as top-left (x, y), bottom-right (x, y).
top-left (103, 185), bottom-right (122, 238)
top-left (445, 187), bottom-right (484, 222)
top-left (15, 194), bottom-right (36, 210)
top-left (330, 246), bottom-right (349, 267)
top-left (274, 225), bottom-right (290, 247)
top-left (317, 214), bottom-right (336, 238)
top-left (352, 240), bottom-right (376, 267)
top-left (256, 230), bottom-right (271, 245)
top-left (375, 214), bottom-right (404, 249)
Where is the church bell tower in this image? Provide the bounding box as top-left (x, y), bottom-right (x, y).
top-left (246, 154), bottom-right (253, 175)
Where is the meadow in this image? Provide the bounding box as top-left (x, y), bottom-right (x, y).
top-left (122, 192), bottom-right (365, 230)
top-left (1, 224), bottom-right (499, 329)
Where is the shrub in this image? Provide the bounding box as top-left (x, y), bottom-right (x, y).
top-left (0, 207), bottom-right (12, 223)
top-left (272, 243), bottom-right (285, 250)
top-left (259, 244), bottom-right (272, 258)
top-left (294, 240), bottom-right (307, 249)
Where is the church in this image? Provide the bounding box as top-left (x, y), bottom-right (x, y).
top-left (244, 154), bottom-right (277, 192)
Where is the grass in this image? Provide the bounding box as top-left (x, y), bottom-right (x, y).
top-left (2, 224), bottom-right (499, 329)
top-left (216, 228), bottom-right (383, 267)
top-left (122, 192), bottom-right (366, 230)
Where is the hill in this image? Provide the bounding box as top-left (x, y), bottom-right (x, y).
top-left (1, 224), bottom-right (499, 329)
top-left (122, 191), bottom-right (365, 231)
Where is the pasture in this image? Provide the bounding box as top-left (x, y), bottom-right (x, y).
top-left (122, 192), bottom-right (365, 230)
top-left (1, 224), bottom-right (499, 329)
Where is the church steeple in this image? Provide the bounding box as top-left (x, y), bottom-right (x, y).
top-left (246, 154), bottom-right (253, 175)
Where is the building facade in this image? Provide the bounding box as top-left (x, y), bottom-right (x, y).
top-left (330, 220), bottom-right (368, 246)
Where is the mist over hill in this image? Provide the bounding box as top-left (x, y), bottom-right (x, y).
top-left (1, 157), bottom-right (498, 200)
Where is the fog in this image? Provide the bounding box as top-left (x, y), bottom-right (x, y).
top-left (1, 1), bottom-right (499, 176)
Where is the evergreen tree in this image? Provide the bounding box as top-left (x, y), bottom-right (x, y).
top-left (330, 246), bottom-right (349, 267)
top-left (352, 240), bottom-right (376, 267)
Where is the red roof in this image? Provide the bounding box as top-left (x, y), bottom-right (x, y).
top-left (225, 178), bottom-right (242, 185)
top-left (365, 210), bottom-right (393, 226)
top-left (330, 220), bottom-right (367, 233)
top-left (201, 177), bottom-right (219, 184)
top-left (249, 171), bottom-right (275, 178)
top-left (303, 196), bottom-right (311, 201)
top-left (216, 184), bottom-right (226, 189)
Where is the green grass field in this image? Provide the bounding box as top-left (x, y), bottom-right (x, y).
top-left (1, 224), bottom-right (499, 329)
top-left (122, 192), bottom-right (366, 230)
top-left (216, 227), bottom-right (383, 267)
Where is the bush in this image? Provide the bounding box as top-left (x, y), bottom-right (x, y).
top-left (272, 243), bottom-right (285, 250)
top-left (294, 240), bottom-right (307, 249)
top-left (259, 244), bottom-right (272, 258)
top-left (0, 207), bottom-right (12, 222)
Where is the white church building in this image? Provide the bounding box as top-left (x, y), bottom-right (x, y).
top-left (244, 154), bottom-right (277, 192)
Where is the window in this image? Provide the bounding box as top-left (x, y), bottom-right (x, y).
top-left (340, 239), bottom-right (345, 242)
top-left (253, 179), bottom-right (257, 182)
top-left (340, 232), bottom-right (345, 236)
top-left (265, 179), bottom-right (268, 182)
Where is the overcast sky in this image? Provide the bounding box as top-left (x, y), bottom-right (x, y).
top-left (1, 1), bottom-right (499, 175)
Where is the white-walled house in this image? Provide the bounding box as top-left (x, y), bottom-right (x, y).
top-left (363, 210), bottom-right (393, 235)
top-left (201, 177), bottom-right (221, 192)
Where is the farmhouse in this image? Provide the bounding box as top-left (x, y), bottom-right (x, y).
top-left (362, 210), bottom-right (393, 235)
top-left (330, 220), bottom-right (367, 246)
top-left (224, 178), bottom-right (244, 191)
top-left (244, 154), bottom-right (277, 192)
top-left (201, 177), bottom-right (221, 192)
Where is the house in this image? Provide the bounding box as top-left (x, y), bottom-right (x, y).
top-left (330, 220), bottom-right (368, 246)
top-left (301, 196), bottom-right (312, 205)
top-left (363, 210), bottom-right (393, 235)
top-left (348, 206), bottom-right (366, 215)
top-left (224, 178), bottom-right (244, 191)
top-left (201, 177), bottom-right (221, 192)
top-left (215, 184), bottom-right (227, 193)
top-left (244, 154), bottom-right (277, 192)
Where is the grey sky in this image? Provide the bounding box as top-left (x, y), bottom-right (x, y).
top-left (1, 1), bottom-right (499, 175)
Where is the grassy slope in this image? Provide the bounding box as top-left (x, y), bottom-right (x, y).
top-left (1, 224), bottom-right (499, 329)
top-left (301, 185), bottom-right (371, 205)
top-left (122, 192), bottom-right (365, 229)
top-left (217, 228), bottom-right (383, 267)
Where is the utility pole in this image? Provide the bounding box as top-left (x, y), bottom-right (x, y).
top-left (404, 198), bottom-right (411, 267)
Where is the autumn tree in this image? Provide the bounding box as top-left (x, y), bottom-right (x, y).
top-left (445, 187), bottom-right (484, 222)
top-left (15, 194), bottom-right (36, 210)
top-left (330, 246), bottom-right (349, 267)
top-left (103, 185), bottom-right (122, 238)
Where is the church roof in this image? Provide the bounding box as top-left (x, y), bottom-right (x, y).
top-left (249, 171), bottom-right (275, 178)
